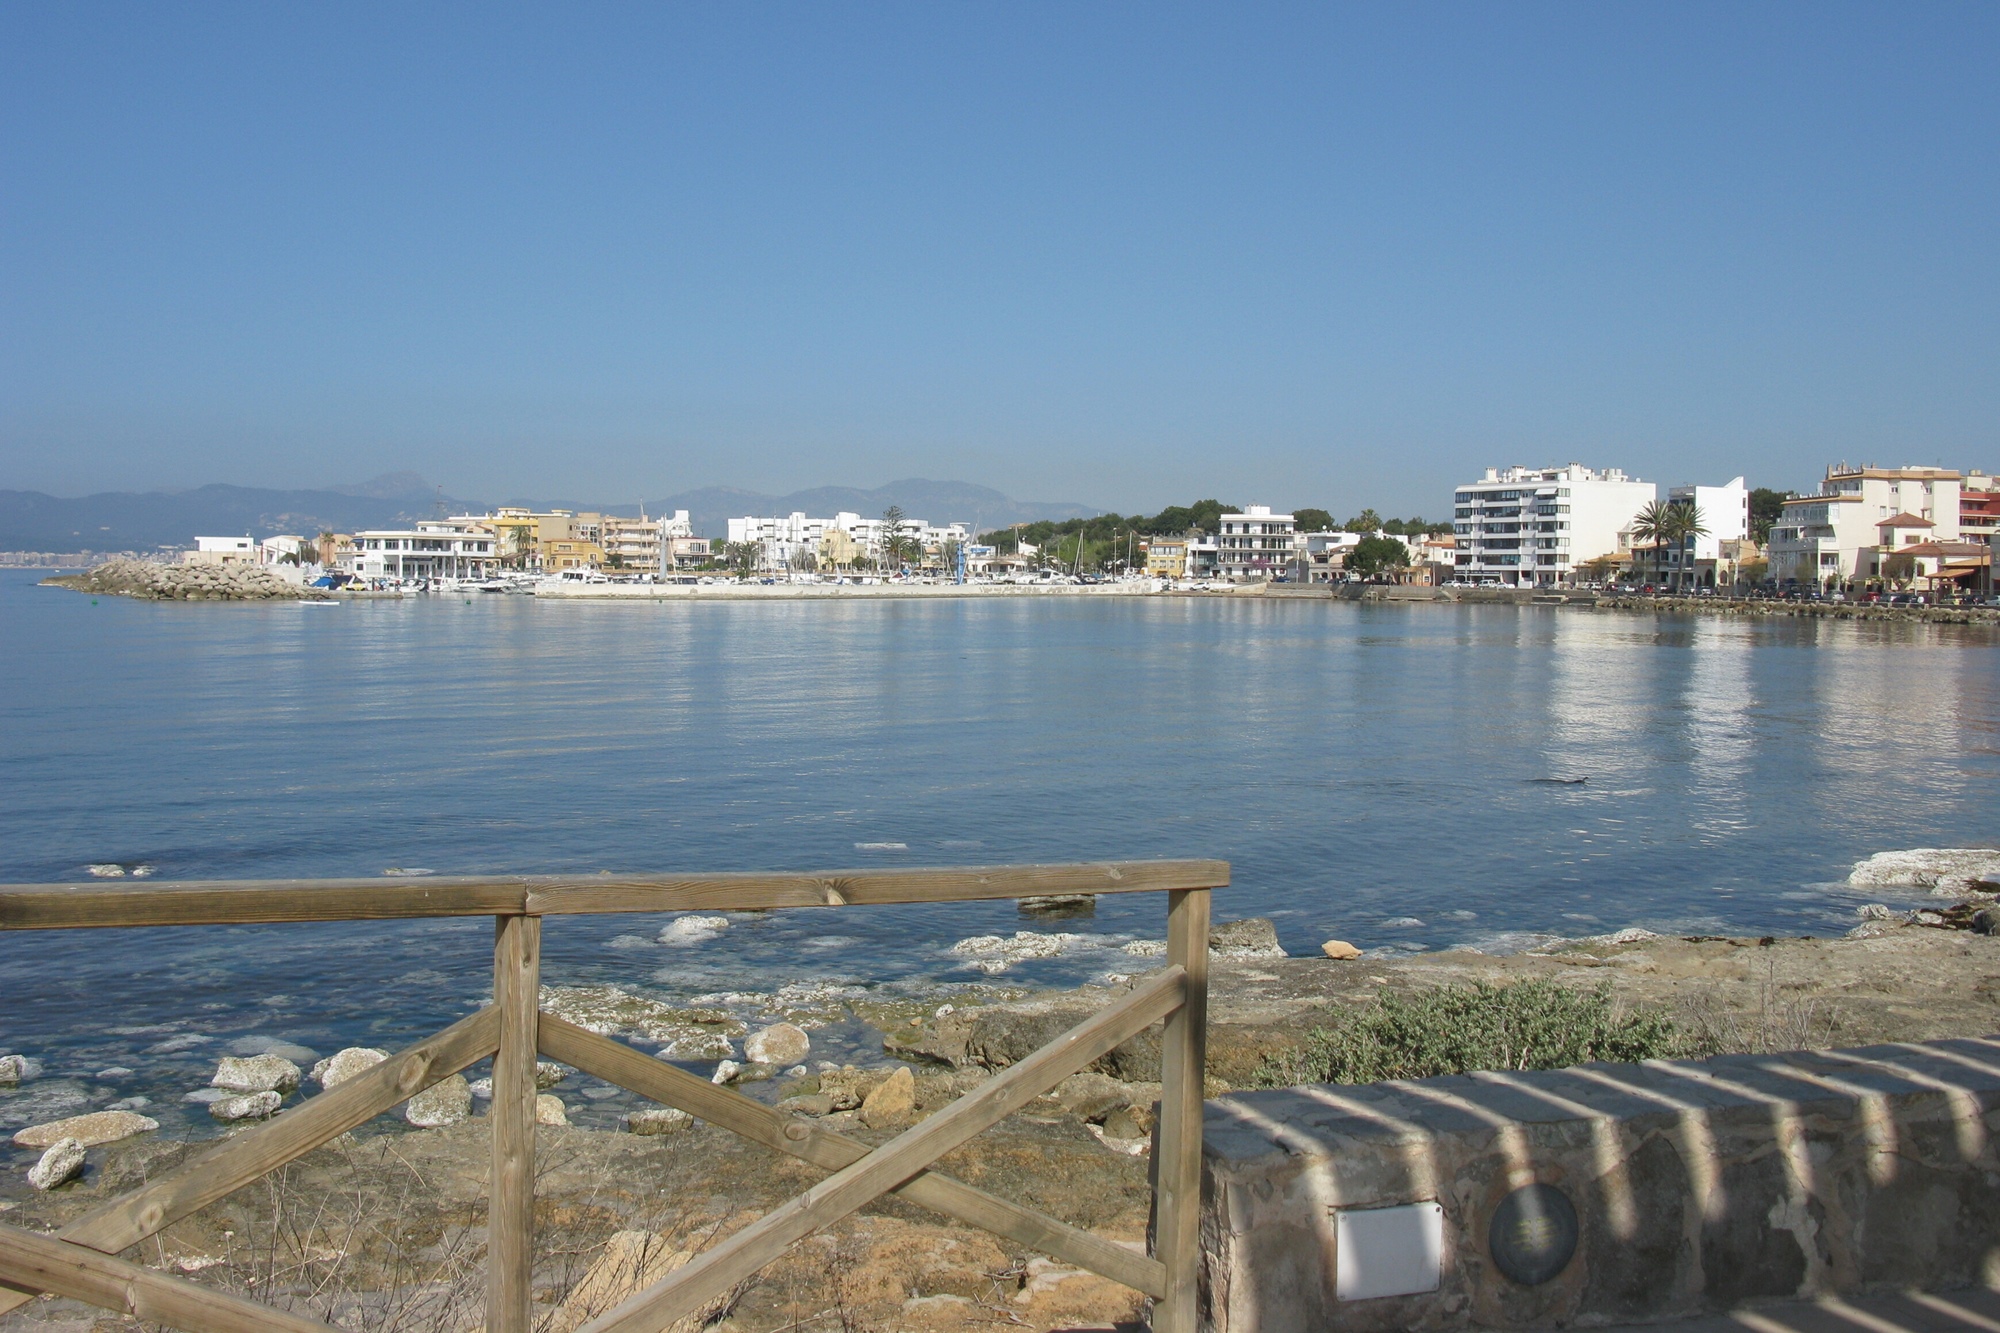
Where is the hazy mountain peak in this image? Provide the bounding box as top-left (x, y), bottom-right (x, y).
top-left (326, 472), bottom-right (438, 502)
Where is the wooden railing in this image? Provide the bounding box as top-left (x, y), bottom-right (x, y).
top-left (0, 858), bottom-right (1227, 1333)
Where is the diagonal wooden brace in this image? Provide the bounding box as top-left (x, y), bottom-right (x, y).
top-left (576, 964), bottom-right (1188, 1333)
top-left (0, 1006), bottom-right (501, 1313)
top-left (539, 1014), bottom-right (1168, 1298)
top-left (0, 1222), bottom-right (342, 1332)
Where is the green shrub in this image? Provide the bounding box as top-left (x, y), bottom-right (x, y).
top-left (1251, 979), bottom-right (1694, 1088)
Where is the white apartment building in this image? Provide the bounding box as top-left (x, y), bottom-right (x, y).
top-left (1652, 476), bottom-right (1751, 587)
top-left (1452, 465), bottom-right (1655, 586)
top-left (1216, 506), bottom-right (1295, 581)
top-left (1767, 465), bottom-right (1964, 587)
top-left (346, 520), bottom-right (500, 581)
top-left (726, 511), bottom-right (971, 570)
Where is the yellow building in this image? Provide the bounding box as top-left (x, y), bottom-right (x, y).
top-left (540, 539), bottom-right (606, 572)
top-left (484, 508), bottom-right (576, 568)
top-left (1144, 537), bottom-right (1189, 578)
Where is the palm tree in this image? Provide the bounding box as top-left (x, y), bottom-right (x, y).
top-left (1660, 500), bottom-right (1709, 592)
top-left (1628, 501), bottom-right (1670, 588)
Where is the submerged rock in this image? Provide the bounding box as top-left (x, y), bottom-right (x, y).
top-left (13, 1109), bottom-right (158, 1150)
top-left (210, 1091), bottom-right (282, 1122)
top-left (27, 1138), bottom-right (85, 1191)
top-left (743, 1023), bottom-right (810, 1067)
top-left (1019, 894), bottom-right (1096, 918)
top-left (404, 1076), bottom-right (472, 1128)
top-left (1209, 918), bottom-right (1286, 958)
top-left (212, 1054), bottom-right (302, 1094)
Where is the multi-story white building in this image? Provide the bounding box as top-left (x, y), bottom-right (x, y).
top-left (1216, 506), bottom-right (1295, 581)
top-left (726, 511), bottom-right (970, 570)
top-left (346, 520), bottom-right (499, 581)
top-left (1649, 476), bottom-right (1751, 588)
top-left (1452, 465), bottom-right (1655, 586)
top-left (1767, 465), bottom-right (1964, 588)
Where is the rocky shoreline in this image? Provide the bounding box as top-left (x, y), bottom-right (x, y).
top-left (1595, 592), bottom-right (2000, 625)
top-left (10, 892), bottom-right (2000, 1330)
top-left (40, 557), bottom-right (305, 601)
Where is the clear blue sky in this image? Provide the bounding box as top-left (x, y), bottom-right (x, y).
top-left (2, 3), bottom-right (1994, 515)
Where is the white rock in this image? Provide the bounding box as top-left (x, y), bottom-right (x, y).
top-left (212, 1054), bottom-right (301, 1094)
top-left (744, 1023), bottom-right (811, 1066)
top-left (13, 1110), bottom-right (159, 1150)
top-left (626, 1108), bottom-right (692, 1135)
top-left (711, 1060), bottom-right (743, 1085)
top-left (1849, 848), bottom-right (2000, 894)
top-left (316, 1047), bottom-right (390, 1088)
top-left (404, 1075), bottom-right (472, 1128)
top-left (536, 1060), bottom-right (568, 1090)
top-left (1858, 903), bottom-right (1896, 920)
top-left (0, 1054), bottom-right (39, 1085)
top-left (210, 1091), bottom-right (282, 1122)
top-left (27, 1138), bottom-right (85, 1191)
top-left (534, 1094), bottom-right (568, 1126)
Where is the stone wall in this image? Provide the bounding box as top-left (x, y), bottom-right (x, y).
top-left (1197, 1037), bottom-right (2000, 1330)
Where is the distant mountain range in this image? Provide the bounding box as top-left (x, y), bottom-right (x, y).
top-left (0, 474), bottom-right (1100, 551)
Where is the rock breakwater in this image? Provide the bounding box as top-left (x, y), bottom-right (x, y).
top-left (43, 557), bottom-right (304, 600)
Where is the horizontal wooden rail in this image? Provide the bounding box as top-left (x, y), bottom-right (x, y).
top-left (539, 1014), bottom-right (1170, 1299)
top-left (0, 859), bottom-right (1229, 930)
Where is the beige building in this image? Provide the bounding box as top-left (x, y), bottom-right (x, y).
top-left (1144, 537), bottom-right (1190, 578)
top-left (540, 539), bottom-right (606, 572)
top-left (1768, 465), bottom-right (1963, 587)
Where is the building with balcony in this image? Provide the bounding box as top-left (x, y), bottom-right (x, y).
top-left (1216, 506), bottom-right (1295, 581)
top-left (346, 520), bottom-right (499, 580)
top-left (1451, 465), bottom-right (1655, 586)
top-left (1767, 465), bottom-right (1964, 588)
top-left (1143, 536), bottom-right (1190, 578)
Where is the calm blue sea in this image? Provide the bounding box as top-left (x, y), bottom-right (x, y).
top-left (2, 569), bottom-right (1997, 1135)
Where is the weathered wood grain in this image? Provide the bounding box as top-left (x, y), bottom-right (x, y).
top-left (0, 1222), bottom-right (340, 1332)
top-left (488, 916), bottom-right (541, 1333)
top-left (1153, 888), bottom-right (1212, 1333)
top-left (0, 860), bottom-right (1229, 929)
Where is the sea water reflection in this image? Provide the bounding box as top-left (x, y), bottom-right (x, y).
top-left (0, 572), bottom-right (1995, 1133)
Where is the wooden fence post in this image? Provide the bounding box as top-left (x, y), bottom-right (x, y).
top-left (488, 914), bottom-right (541, 1333)
top-left (1154, 887), bottom-right (1210, 1333)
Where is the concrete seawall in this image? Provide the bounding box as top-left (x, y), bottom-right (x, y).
top-left (1198, 1037), bottom-right (2000, 1331)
